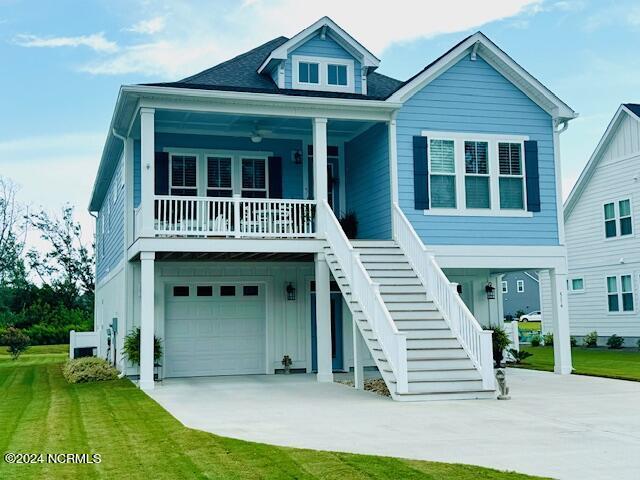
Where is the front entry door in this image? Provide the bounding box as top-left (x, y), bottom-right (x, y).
top-left (310, 292), bottom-right (343, 371)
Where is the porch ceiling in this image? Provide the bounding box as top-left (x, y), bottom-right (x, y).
top-left (130, 110), bottom-right (376, 140)
top-left (154, 251), bottom-right (314, 262)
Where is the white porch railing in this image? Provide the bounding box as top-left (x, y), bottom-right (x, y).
top-left (149, 195), bottom-right (316, 238)
top-left (392, 203), bottom-right (495, 390)
top-left (322, 200), bottom-right (409, 394)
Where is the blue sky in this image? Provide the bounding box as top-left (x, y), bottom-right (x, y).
top-left (1, 0), bottom-right (639, 243)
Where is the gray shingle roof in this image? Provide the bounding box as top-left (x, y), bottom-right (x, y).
top-left (143, 36), bottom-right (402, 100)
top-left (624, 103), bottom-right (640, 118)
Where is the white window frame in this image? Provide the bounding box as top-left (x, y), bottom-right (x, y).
top-left (602, 197), bottom-right (634, 240)
top-left (169, 153), bottom-right (199, 195)
top-left (501, 281), bottom-right (508, 293)
top-left (606, 274), bottom-right (635, 315)
top-left (428, 137), bottom-right (457, 209)
top-left (421, 131), bottom-right (531, 217)
top-left (240, 156), bottom-right (269, 198)
top-left (463, 140), bottom-right (491, 209)
top-left (206, 155), bottom-right (234, 197)
top-left (516, 279), bottom-right (525, 293)
top-left (497, 141), bottom-right (526, 211)
top-left (569, 277), bottom-right (585, 294)
top-left (292, 55), bottom-right (355, 93)
top-left (164, 148), bottom-right (272, 198)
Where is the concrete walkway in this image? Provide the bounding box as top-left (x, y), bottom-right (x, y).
top-left (148, 368), bottom-right (640, 480)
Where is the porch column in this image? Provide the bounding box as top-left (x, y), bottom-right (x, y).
top-left (139, 251), bottom-right (156, 390)
top-left (352, 318), bottom-right (365, 390)
top-left (315, 253), bottom-right (333, 383)
top-left (140, 107), bottom-right (155, 238)
top-left (312, 117), bottom-right (328, 231)
top-left (549, 267), bottom-right (572, 374)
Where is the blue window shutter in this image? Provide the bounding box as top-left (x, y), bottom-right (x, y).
top-left (524, 140), bottom-right (540, 212)
top-left (413, 136), bottom-right (429, 209)
top-left (268, 156), bottom-right (282, 198)
top-left (155, 151), bottom-right (169, 195)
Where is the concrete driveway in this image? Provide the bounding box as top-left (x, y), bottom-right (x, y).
top-left (147, 368), bottom-right (640, 480)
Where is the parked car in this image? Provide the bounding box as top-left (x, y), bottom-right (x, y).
top-left (519, 311), bottom-right (542, 322)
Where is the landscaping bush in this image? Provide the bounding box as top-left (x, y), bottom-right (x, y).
top-left (606, 334), bottom-right (624, 349)
top-left (63, 357), bottom-right (118, 384)
top-left (570, 336), bottom-right (577, 347)
top-left (583, 331), bottom-right (598, 348)
top-left (123, 328), bottom-right (163, 365)
top-left (530, 335), bottom-right (541, 347)
top-left (543, 332), bottom-right (554, 347)
top-left (508, 348), bottom-right (532, 364)
top-left (637, 338), bottom-right (640, 350)
top-left (0, 327), bottom-right (30, 360)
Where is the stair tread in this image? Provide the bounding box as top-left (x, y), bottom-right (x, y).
top-left (396, 389), bottom-right (494, 396)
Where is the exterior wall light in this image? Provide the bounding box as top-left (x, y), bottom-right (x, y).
top-left (293, 150), bottom-right (303, 165)
top-left (485, 282), bottom-right (496, 300)
top-left (286, 282), bottom-right (296, 301)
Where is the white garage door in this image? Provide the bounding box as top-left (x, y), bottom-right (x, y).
top-left (164, 283), bottom-right (266, 378)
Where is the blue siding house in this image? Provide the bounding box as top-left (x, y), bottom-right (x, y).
top-left (83, 16), bottom-right (577, 400)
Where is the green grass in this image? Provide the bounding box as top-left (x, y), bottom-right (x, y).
top-left (508, 321), bottom-right (541, 333)
top-left (0, 344), bottom-right (68, 367)
top-left (0, 350), bottom-right (542, 479)
top-left (516, 346), bottom-right (640, 382)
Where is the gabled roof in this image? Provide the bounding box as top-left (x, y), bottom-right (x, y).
top-left (257, 16), bottom-right (380, 75)
top-left (564, 104), bottom-right (640, 218)
top-left (387, 32), bottom-right (577, 121)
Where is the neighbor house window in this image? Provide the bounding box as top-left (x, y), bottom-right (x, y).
top-left (298, 62), bottom-right (319, 84)
top-left (241, 158), bottom-right (267, 198)
top-left (173, 286), bottom-right (189, 297)
top-left (220, 285), bottom-right (236, 296)
top-left (429, 139), bottom-right (456, 208)
top-left (517, 280), bottom-right (525, 293)
top-left (498, 142), bottom-right (524, 209)
top-left (327, 64), bottom-right (347, 86)
top-left (170, 155), bottom-right (197, 196)
top-left (604, 199), bottom-right (632, 238)
top-left (501, 281), bottom-right (508, 293)
top-left (607, 275), bottom-right (634, 312)
top-left (207, 157), bottom-right (233, 197)
top-left (570, 278), bottom-right (585, 292)
top-left (464, 141), bottom-right (490, 209)
top-left (197, 286), bottom-right (213, 297)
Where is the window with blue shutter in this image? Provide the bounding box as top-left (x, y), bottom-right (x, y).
top-left (412, 137), bottom-right (429, 209)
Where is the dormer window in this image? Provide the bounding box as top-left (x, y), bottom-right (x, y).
top-left (327, 64), bottom-right (347, 86)
top-left (298, 62), bottom-right (319, 84)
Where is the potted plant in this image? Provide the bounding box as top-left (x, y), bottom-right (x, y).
top-left (484, 325), bottom-right (511, 368)
top-left (123, 327), bottom-right (163, 379)
top-left (338, 211), bottom-right (358, 239)
top-left (281, 355), bottom-right (292, 374)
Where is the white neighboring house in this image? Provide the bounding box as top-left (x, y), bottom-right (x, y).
top-left (542, 104), bottom-right (640, 346)
top-left (82, 17), bottom-right (577, 401)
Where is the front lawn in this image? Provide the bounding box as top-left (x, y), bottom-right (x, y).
top-left (516, 346), bottom-right (640, 382)
top-left (515, 321), bottom-right (541, 333)
top-left (0, 349), bottom-right (541, 479)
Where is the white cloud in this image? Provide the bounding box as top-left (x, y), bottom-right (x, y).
top-left (79, 0), bottom-right (542, 79)
top-left (126, 16), bottom-right (166, 35)
top-left (14, 32), bottom-right (118, 53)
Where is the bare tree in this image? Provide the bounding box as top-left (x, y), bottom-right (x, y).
top-left (0, 177), bottom-right (27, 285)
top-left (26, 205), bottom-right (94, 295)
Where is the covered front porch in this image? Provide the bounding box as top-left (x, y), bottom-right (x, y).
top-left (128, 106), bottom-right (394, 244)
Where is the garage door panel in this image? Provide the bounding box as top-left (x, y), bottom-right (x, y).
top-left (165, 284), bottom-right (266, 378)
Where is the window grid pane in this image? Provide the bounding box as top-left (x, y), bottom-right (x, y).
top-left (430, 175), bottom-right (456, 208)
top-left (207, 157), bottom-right (232, 189)
top-left (498, 143), bottom-right (522, 176)
top-left (608, 294), bottom-right (619, 312)
top-left (619, 199), bottom-right (631, 217)
top-left (607, 276), bottom-right (618, 293)
top-left (604, 202), bottom-right (615, 220)
top-left (499, 177), bottom-right (524, 209)
top-left (429, 139), bottom-right (455, 173)
top-left (464, 141), bottom-right (488, 174)
top-left (465, 176), bottom-right (490, 209)
top-left (571, 278), bottom-right (584, 290)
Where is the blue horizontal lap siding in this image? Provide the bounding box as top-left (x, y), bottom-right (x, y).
top-left (96, 157), bottom-right (124, 282)
top-left (285, 33), bottom-right (362, 93)
top-left (345, 123), bottom-right (391, 239)
top-left (396, 55), bottom-right (558, 246)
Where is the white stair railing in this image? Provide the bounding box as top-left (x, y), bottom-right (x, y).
top-left (322, 200), bottom-right (408, 394)
top-left (393, 203), bottom-right (495, 390)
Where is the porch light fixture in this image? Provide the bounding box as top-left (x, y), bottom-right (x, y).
top-left (250, 132), bottom-right (263, 143)
top-left (293, 149), bottom-right (303, 165)
top-left (286, 282), bottom-right (296, 301)
top-left (485, 282), bottom-right (496, 300)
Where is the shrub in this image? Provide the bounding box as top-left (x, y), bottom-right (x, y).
top-left (543, 332), bottom-right (554, 347)
top-left (508, 348), bottom-right (532, 364)
top-left (583, 331), bottom-right (598, 348)
top-left (483, 325), bottom-right (511, 367)
top-left (606, 334), bottom-right (624, 349)
top-left (1, 327), bottom-right (30, 360)
top-left (570, 336), bottom-right (577, 347)
top-left (123, 328), bottom-right (163, 365)
top-left (63, 357), bottom-right (118, 384)
top-left (637, 338), bottom-right (640, 350)
top-left (530, 335), bottom-right (541, 347)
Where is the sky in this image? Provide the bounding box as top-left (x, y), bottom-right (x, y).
top-left (1, 0), bottom-right (639, 247)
